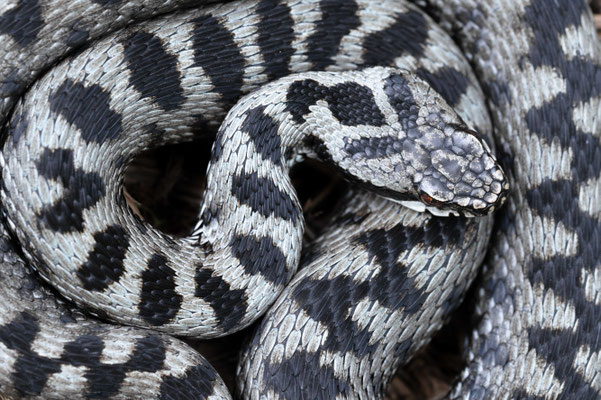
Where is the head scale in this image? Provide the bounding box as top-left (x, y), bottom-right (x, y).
top-left (302, 67), bottom-right (509, 217)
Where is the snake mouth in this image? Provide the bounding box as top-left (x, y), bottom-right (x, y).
top-left (413, 177), bottom-right (510, 217)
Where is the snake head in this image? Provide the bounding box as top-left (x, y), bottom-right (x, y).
top-left (409, 125), bottom-right (510, 217)
top-left (312, 67), bottom-right (509, 217)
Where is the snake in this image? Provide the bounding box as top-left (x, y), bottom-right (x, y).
top-left (0, 0), bottom-right (599, 399)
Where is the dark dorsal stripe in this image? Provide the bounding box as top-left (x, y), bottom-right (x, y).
top-left (523, 0), bottom-right (589, 69)
top-left (194, 269), bottom-right (247, 332)
top-left (159, 364), bottom-right (219, 400)
top-left (124, 31), bottom-right (185, 111)
top-left (231, 170), bottom-right (299, 221)
top-left (61, 334), bottom-right (166, 398)
top-left (263, 351), bottom-right (352, 398)
top-left (0, 0), bottom-right (43, 46)
top-left (241, 106), bottom-right (282, 165)
top-left (525, 177), bottom-right (601, 396)
top-left (36, 148), bottom-right (105, 233)
top-left (286, 79), bottom-right (386, 126)
top-left (0, 312), bottom-right (61, 395)
top-left (383, 73), bottom-right (420, 133)
top-left (230, 234), bottom-right (290, 286)
top-left (192, 15), bottom-right (245, 107)
top-left (362, 10), bottom-right (429, 67)
top-left (138, 254), bottom-right (183, 326)
top-left (291, 216), bottom-right (464, 361)
top-left (305, 0), bottom-right (360, 70)
top-left (0, 313), bottom-right (169, 397)
top-left (77, 225), bottom-right (130, 291)
top-left (526, 94), bottom-right (601, 181)
top-left (256, 0), bottom-right (295, 81)
top-left (519, 1), bottom-right (601, 396)
top-left (49, 79), bottom-right (122, 143)
top-left (344, 135), bottom-right (402, 160)
top-left (417, 66), bottom-right (471, 107)
top-left (356, 217), bottom-right (466, 311)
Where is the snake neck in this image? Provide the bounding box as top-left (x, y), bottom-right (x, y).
top-left (193, 98), bottom-right (305, 290)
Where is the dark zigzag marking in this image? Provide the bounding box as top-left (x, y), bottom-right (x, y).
top-left (0, 312), bottom-right (61, 396)
top-left (325, 82), bottom-right (386, 127)
top-left (49, 79), bottom-right (122, 143)
top-left (36, 148), bottom-right (105, 233)
top-left (262, 351), bottom-right (352, 399)
top-left (263, 216), bottom-right (467, 396)
top-left (561, 60), bottom-right (601, 104)
top-left (256, 0), bottom-right (295, 81)
top-left (523, 0), bottom-right (601, 105)
top-left (124, 31), bottom-right (184, 111)
top-left (230, 234), bottom-right (290, 286)
top-left (231, 171), bottom-right (299, 221)
top-left (521, 14), bottom-right (601, 393)
top-left (285, 79), bottom-right (386, 126)
top-left (524, 0), bottom-right (590, 69)
top-left (526, 179), bottom-right (601, 243)
top-left (293, 274), bottom-right (379, 358)
top-left (527, 324), bottom-right (600, 399)
top-left (159, 364), bottom-right (219, 400)
top-left (0, 0), bottom-right (43, 46)
top-left (0, 312), bottom-right (193, 398)
top-left (306, 0), bottom-right (360, 70)
top-left (61, 334), bottom-right (166, 398)
top-left (522, 189), bottom-right (601, 392)
top-left (362, 10), bottom-right (429, 66)
top-left (526, 94), bottom-right (601, 181)
top-left (417, 66), bottom-right (471, 107)
top-left (344, 135), bottom-right (402, 160)
top-left (524, 105), bottom-right (601, 397)
top-left (525, 179), bottom-right (601, 395)
top-left (194, 269), bottom-right (247, 332)
top-left (383, 73), bottom-right (420, 133)
top-left (77, 225), bottom-right (129, 291)
top-left (192, 15), bottom-right (245, 107)
top-left (138, 254), bottom-right (183, 326)
top-left (292, 217), bottom-right (464, 359)
top-left (241, 106), bottom-right (282, 165)
top-left (285, 79), bottom-right (323, 124)
top-left (359, 217), bottom-right (465, 311)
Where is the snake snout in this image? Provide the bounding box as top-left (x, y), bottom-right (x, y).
top-left (416, 129), bottom-right (510, 217)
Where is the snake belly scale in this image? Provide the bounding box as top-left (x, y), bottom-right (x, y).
top-left (0, 0), bottom-right (599, 399)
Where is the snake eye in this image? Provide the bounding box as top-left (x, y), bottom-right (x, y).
top-left (420, 193), bottom-right (446, 208)
top-left (420, 193), bottom-right (434, 205)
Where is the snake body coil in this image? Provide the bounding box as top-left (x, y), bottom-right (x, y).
top-left (0, 0), bottom-right (599, 399)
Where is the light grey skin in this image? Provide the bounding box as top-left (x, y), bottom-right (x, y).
top-left (0, 223), bottom-right (232, 400)
top-left (420, 0), bottom-right (601, 398)
top-left (0, 0), bottom-right (514, 398)
top-left (312, 70), bottom-right (507, 218)
top-left (236, 3), bottom-right (504, 395)
top-left (1, 27), bottom-right (507, 339)
top-left (204, 66), bottom-right (508, 221)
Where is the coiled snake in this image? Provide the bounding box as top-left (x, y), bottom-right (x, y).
top-left (0, 0), bottom-right (599, 399)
